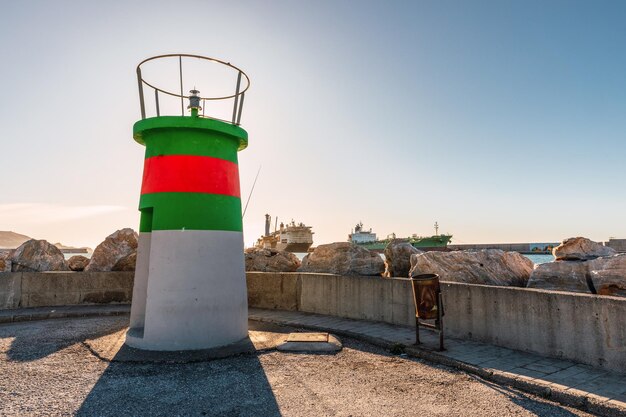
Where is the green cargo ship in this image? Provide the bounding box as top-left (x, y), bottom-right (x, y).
top-left (348, 222), bottom-right (452, 252)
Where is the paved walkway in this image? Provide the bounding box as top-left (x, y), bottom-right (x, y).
top-left (1, 305), bottom-right (624, 415)
top-left (249, 308), bottom-right (626, 416)
top-left (1, 315), bottom-right (596, 417)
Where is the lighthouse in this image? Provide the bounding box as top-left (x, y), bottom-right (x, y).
top-left (126, 54), bottom-right (250, 351)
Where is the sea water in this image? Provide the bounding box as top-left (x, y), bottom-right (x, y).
top-left (522, 254), bottom-right (555, 265)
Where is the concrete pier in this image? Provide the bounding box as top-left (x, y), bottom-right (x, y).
top-left (448, 242), bottom-right (559, 254)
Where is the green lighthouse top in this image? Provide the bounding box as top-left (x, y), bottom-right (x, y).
top-left (135, 54), bottom-right (251, 126)
top-left (133, 115), bottom-right (248, 151)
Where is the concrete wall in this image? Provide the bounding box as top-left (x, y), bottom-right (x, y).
top-left (247, 272), bottom-right (626, 372)
top-left (298, 273), bottom-right (414, 326)
top-left (449, 243), bottom-right (531, 252)
top-left (246, 272), bottom-right (300, 311)
top-left (1, 271), bottom-right (624, 372)
top-left (606, 238), bottom-right (626, 253)
top-left (448, 242), bottom-right (559, 253)
top-left (0, 272), bottom-right (133, 309)
top-left (440, 283), bottom-right (626, 372)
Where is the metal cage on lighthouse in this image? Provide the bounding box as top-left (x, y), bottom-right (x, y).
top-left (126, 54), bottom-right (251, 351)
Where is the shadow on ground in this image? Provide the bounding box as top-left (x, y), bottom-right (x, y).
top-left (1, 316), bottom-right (128, 362)
top-left (76, 353), bottom-right (281, 416)
top-left (469, 374), bottom-right (583, 417)
top-left (76, 320), bottom-right (289, 416)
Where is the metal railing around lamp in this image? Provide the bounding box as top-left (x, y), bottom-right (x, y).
top-left (136, 54), bottom-right (250, 125)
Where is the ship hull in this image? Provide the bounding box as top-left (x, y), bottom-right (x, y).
top-left (411, 236), bottom-right (452, 248)
top-left (355, 235), bottom-right (452, 252)
top-left (356, 242), bottom-right (387, 251)
top-left (277, 242), bottom-right (313, 253)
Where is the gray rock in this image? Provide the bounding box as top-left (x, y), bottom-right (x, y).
top-left (245, 248), bottom-right (301, 272)
top-left (0, 250), bottom-right (12, 272)
top-left (409, 249), bottom-right (534, 287)
top-left (553, 237), bottom-right (616, 261)
top-left (527, 254), bottom-right (626, 297)
top-left (67, 255), bottom-right (90, 272)
top-left (527, 260), bottom-right (591, 293)
top-left (383, 240), bottom-right (422, 278)
top-left (85, 228), bottom-right (138, 272)
top-left (10, 240), bottom-right (69, 272)
top-left (588, 254), bottom-right (626, 297)
top-left (298, 242), bottom-right (385, 276)
top-left (112, 252), bottom-right (137, 271)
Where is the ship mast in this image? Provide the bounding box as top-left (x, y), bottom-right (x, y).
top-left (264, 214), bottom-right (271, 237)
top-left (434, 221), bottom-right (439, 236)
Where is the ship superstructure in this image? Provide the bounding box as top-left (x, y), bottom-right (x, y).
top-left (348, 222), bottom-right (377, 244)
top-left (256, 214), bottom-right (314, 252)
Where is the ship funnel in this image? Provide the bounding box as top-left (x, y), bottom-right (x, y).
top-left (265, 214), bottom-right (271, 237)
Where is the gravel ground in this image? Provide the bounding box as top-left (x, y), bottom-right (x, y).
top-left (0, 316), bottom-right (596, 417)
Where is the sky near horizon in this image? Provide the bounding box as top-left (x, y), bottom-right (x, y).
top-left (1, 0), bottom-right (625, 249)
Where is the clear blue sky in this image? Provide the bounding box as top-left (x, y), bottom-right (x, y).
top-left (1, 0), bottom-right (625, 248)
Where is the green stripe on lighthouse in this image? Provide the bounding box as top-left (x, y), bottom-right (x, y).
top-left (134, 116), bottom-right (248, 162)
top-left (139, 192), bottom-right (243, 232)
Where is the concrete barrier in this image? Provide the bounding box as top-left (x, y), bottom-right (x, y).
top-left (0, 273), bottom-right (21, 309)
top-left (0, 272), bottom-right (133, 309)
top-left (246, 272), bottom-right (626, 372)
top-left (246, 272), bottom-right (299, 311)
top-left (1, 271), bottom-right (624, 372)
top-left (440, 283), bottom-right (626, 372)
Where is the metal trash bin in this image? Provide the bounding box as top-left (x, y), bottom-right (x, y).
top-left (410, 273), bottom-right (444, 351)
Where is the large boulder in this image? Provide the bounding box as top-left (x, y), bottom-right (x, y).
top-left (298, 242), bottom-right (385, 276)
top-left (245, 248), bottom-right (301, 272)
top-left (112, 252), bottom-right (137, 271)
top-left (553, 237), bottom-right (616, 261)
top-left (527, 254), bottom-right (626, 297)
top-left (85, 228), bottom-right (138, 272)
top-left (0, 250), bottom-right (12, 272)
top-left (588, 254), bottom-right (626, 297)
top-left (409, 249), bottom-right (534, 287)
top-left (10, 240), bottom-right (69, 272)
top-left (383, 240), bottom-right (422, 278)
top-left (527, 260), bottom-right (591, 293)
top-left (67, 255), bottom-right (90, 272)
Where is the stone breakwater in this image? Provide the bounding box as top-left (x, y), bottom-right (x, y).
top-left (0, 229), bottom-right (138, 273)
top-left (3, 230), bottom-right (624, 298)
top-left (246, 238), bottom-right (626, 298)
top-left (528, 237), bottom-right (626, 297)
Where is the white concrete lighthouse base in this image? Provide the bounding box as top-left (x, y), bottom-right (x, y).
top-left (126, 229), bottom-right (248, 351)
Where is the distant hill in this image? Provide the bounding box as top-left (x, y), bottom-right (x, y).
top-left (53, 242), bottom-right (93, 254)
top-left (0, 231), bottom-right (32, 249)
top-left (0, 232), bottom-right (92, 253)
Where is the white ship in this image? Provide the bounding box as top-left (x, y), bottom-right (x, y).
top-left (255, 214), bottom-right (314, 252)
top-left (348, 222), bottom-right (377, 244)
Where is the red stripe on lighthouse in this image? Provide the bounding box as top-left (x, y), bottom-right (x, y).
top-left (141, 155), bottom-right (241, 197)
